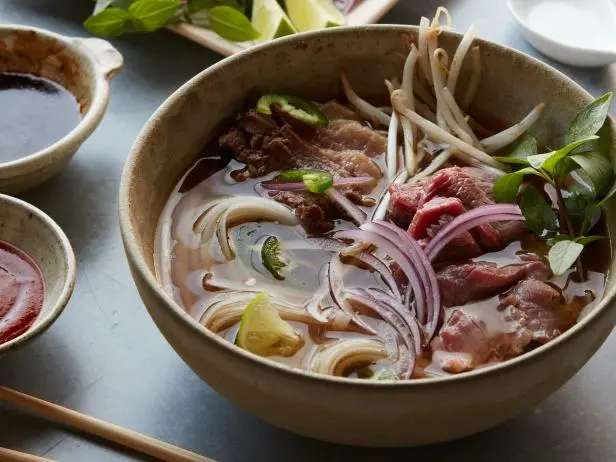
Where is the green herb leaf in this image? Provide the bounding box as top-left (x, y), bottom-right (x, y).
top-left (187, 0), bottom-right (244, 14)
top-left (548, 240), bottom-right (584, 276)
top-left (129, 0), bottom-right (181, 32)
top-left (575, 235), bottom-right (605, 245)
top-left (566, 92), bottom-right (613, 145)
top-left (580, 181), bottom-right (616, 234)
top-left (546, 235), bottom-right (573, 246)
top-left (493, 167), bottom-right (548, 203)
top-left (207, 5), bottom-right (260, 41)
top-left (84, 7), bottom-right (131, 36)
top-left (569, 151), bottom-right (614, 197)
top-left (527, 136), bottom-right (598, 176)
top-left (492, 156), bottom-right (531, 167)
top-left (582, 120), bottom-right (613, 157)
top-left (564, 188), bottom-right (594, 233)
top-left (511, 133), bottom-right (539, 159)
top-left (519, 185), bottom-right (558, 235)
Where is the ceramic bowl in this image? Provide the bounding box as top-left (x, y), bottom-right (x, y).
top-left (507, 0), bottom-right (616, 67)
top-left (119, 26), bottom-right (616, 446)
top-left (0, 194), bottom-right (76, 355)
top-left (0, 25), bottom-right (123, 195)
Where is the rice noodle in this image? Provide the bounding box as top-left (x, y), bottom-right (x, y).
top-left (391, 90), bottom-right (505, 170)
top-left (480, 103), bottom-right (545, 153)
top-left (341, 72), bottom-right (391, 127)
top-left (462, 46), bottom-right (482, 110)
top-left (447, 24), bottom-right (477, 96)
top-left (309, 339), bottom-right (388, 377)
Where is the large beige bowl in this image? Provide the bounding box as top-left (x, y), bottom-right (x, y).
top-left (119, 26), bottom-right (616, 446)
top-left (0, 25), bottom-right (123, 194)
top-left (0, 194), bottom-right (76, 355)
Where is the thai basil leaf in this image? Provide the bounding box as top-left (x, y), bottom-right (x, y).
top-left (493, 167), bottom-right (550, 203)
top-left (548, 240), bottom-right (584, 276)
top-left (564, 188), bottom-right (594, 233)
top-left (187, 0), bottom-right (244, 14)
top-left (207, 6), bottom-right (260, 41)
top-left (527, 136), bottom-right (598, 176)
top-left (84, 7), bottom-right (131, 36)
top-left (575, 235), bottom-right (605, 245)
top-left (569, 151), bottom-right (614, 197)
top-left (546, 235), bottom-right (573, 246)
top-left (582, 121), bottom-right (613, 157)
top-left (492, 156), bottom-right (531, 167)
top-left (565, 92), bottom-right (613, 145)
top-left (519, 185), bottom-right (558, 235)
top-left (129, 0), bottom-right (181, 32)
top-left (580, 181), bottom-right (616, 234)
top-left (510, 133), bottom-right (538, 159)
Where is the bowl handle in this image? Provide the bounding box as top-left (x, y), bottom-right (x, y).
top-left (72, 37), bottom-right (124, 79)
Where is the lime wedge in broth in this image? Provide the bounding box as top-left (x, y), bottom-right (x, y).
top-left (285, 0), bottom-right (346, 32)
top-left (252, 0), bottom-right (297, 42)
top-left (236, 292), bottom-right (304, 357)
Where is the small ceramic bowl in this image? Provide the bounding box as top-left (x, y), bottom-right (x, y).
top-left (507, 0), bottom-right (616, 67)
top-left (120, 26), bottom-right (616, 446)
top-left (0, 25), bottom-right (123, 194)
top-left (0, 194), bottom-right (76, 355)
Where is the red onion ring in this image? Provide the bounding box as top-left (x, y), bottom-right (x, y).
top-left (425, 205), bottom-right (525, 261)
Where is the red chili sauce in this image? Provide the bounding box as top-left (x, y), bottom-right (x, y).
top-left (0, 241), bottom-right (45, 345)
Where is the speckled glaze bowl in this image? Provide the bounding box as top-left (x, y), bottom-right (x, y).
top-left (0, 25), bottom-right (123, 194)
top-left (0, 194), bottom-right (76, 355)
top-left (119, 26), bottom-right (616, 446)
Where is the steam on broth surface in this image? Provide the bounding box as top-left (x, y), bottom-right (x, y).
top-left (156, 9), bottom-right (612, 381)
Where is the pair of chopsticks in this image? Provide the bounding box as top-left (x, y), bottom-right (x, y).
top-left (0, 386), bottom-right (216, 462)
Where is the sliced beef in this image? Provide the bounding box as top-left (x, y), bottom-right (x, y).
top-left (424, 166), bottom-right (495, 209)
top-left (319, 100), bottom-right (363, 121)
top-left (388, 178), bottom-right (432, 227)
top-left (388, 166), bottom-right (527, 261)
top-left (410, 197), bottom-right (466, 239)
top-left (500, 279), bottom-right (563, 343)
top-left (220, 107), bottom-right (385, 231)
top-left (437, 259), bottom-right (551, 307)
top-left (431, 310), bottom-right (491, 373)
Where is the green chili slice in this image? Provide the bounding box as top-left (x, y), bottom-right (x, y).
top-left (261, 236), bottom-right (286, 280)
top-left (276, 169), bottom-right (333, 193)
top-left (256, 94), bottom-right (329, 127)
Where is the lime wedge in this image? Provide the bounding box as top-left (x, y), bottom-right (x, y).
top-left (236, 292), bottom-right (304, 357)
top-left (252, 0), bottom-right (298, 42)
top-left (285, 0), bottom-right (346, 32)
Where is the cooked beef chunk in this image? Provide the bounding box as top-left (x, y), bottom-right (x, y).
top-left (388, 166), bottom-right (527, 261)
top-left (437, 259), bottom-right (551, 307)
top-left (219, 108), bottom-right (385, 231)
top-left (431, 310), bottom-right (491, 373)
top-left (500, 279), bottom-right (564, 343)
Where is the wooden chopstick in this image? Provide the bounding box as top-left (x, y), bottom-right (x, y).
top-left (0, 387), bottom-right (215, 462)
top-left (0, 447), bottom-right (53, 462)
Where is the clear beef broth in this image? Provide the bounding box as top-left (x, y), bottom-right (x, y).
top-left (155, 99), bottom-right (609, 380)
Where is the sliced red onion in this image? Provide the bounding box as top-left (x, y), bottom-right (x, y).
top-left (364, 221), bottom-right (441, 340)
top-left (344, 288), bottom-right (417, 379)
top-left (262, 176), bottom-right (374, 192)
top-left (360, 288), bottom-right (423, 353)
top-left (328, 255), bottom-right (378, 335)
top-left (425, 205), bottom-right (525, 261)
top-left (336, 229), bottom-right (425, 324)
top-left (326, 188), bottom-right (367, 225)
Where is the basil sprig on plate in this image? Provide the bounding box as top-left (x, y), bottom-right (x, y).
top-left (85, 0), bottom-right (260, 41)
top-left (493, 92), bottom-right (614, 278)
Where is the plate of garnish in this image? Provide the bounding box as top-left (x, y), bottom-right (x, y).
top-left (85, 0), bottom-right (399, 56)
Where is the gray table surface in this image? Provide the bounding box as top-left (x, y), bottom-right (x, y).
top-left (1, 0), bottom-right (615, 461)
